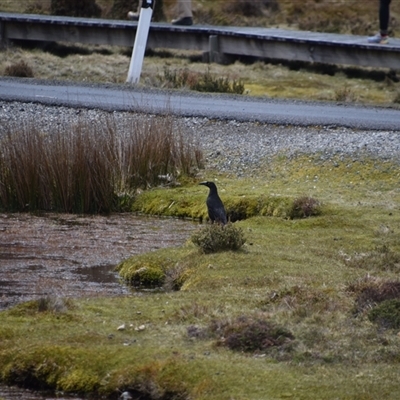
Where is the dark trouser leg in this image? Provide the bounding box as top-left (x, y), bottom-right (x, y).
top-left (379, 0), bottom-right (391, 35)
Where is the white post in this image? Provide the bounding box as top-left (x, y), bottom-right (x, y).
top-left (126, 0), bottom-right (154, 84)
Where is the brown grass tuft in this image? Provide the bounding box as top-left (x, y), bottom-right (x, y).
top-left (348, 277), bottom-right (400, 315)
top-left (0, 115), bottom-right (202, 213)
top-left (208, 315), bottom-right (294, 354)
top-left (4, 60), bottom-right (34, 78)
top-left (289, 196), bottom-right (321, 219)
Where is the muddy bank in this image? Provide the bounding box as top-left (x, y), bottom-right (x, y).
top-left (0, 212), bottom-right (198, 399)
top-left (0, 213), bottom-right (198, 310)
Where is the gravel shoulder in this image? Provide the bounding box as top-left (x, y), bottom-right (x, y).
top-left (2, 100), bottom-right (400, 178)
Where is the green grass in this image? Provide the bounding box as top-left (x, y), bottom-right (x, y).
top-left (1, 1), bottom-right (400, 396)
top-left (2, 154), bottom-right (400, 398)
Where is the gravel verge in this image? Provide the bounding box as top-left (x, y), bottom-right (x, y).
top-left (1, 100), bottom-right (400, 177)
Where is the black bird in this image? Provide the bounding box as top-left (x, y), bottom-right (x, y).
top-left (199, 181), bottom-right (227, 225)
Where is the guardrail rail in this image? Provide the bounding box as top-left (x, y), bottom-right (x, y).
top-left (1, 12), bottom-right (400, 69)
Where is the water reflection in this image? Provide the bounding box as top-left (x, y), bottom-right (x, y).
top-left (0, 213), bottom-right (198, 309)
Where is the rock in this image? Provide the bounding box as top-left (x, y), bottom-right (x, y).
top-left (135, 324), bottom-right (146, 331)
top-left (117, 323), bottom-right (126, 331)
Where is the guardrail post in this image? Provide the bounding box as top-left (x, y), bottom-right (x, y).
top-left (126, 0), bottom-right (154, 84)
top-left (208, 35), bottom-right (233, 64)
top-left (0, 20), bottom-right (7, 48)
top-left (209, 35), bottom-right (219, 63)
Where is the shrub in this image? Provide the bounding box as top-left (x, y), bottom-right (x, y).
top-left (348, 277), bottom-right (400, 315)
top-left (37, 297), bottom-right (71, 313)
top-left (222, 0), bottom-right (279, 17)
top-left (191, 223), bottom-right (246, 253)
top-left (289, 196), bottom-right (321, 219)
top-left (51, 0), bottom-right (101, 17)
top-left (4, 60), bottom-right (34, 78)
top-left (368, 299), bottom-right (400, 329)
top-left (209, 316), bottom-right (294, 353)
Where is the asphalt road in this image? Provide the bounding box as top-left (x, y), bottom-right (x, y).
top-left (1, 78), bottom-right (400, 130)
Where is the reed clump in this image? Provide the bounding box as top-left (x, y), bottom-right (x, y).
top-left (4, 60), bottom-right (34, 78)
top-left (162, 67), bottom-right (245, 95)
top-left (0, 115), bottom-right (202, 213)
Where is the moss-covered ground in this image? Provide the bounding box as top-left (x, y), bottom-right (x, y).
top-left (1, 154), bottom-right (400, 398)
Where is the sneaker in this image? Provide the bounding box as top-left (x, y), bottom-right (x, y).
top-left (368, 33), bottom-right (389, 44)
top-left (171, 16), bottom-right (193, 26)
top-left (127, 11), bottom-right (139, 21)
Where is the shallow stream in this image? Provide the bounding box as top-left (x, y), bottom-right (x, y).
top-left (0, 212), bottom-right (199, 399)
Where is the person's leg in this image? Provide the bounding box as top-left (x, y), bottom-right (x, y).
top-left (177, 0), bottom-right (192, 18)
top-left (172, 0), bottom-right (193, 25)
top-left (379, 0), bottom-right (392, 35)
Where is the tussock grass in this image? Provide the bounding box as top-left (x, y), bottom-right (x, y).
top-left (161, 67), bottom-right (245, 95)
top-left (4, 60), bottom-right (34, 78)
top-left (0, 115), bottom-right (202, 213)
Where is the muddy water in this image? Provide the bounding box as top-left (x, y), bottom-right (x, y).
top-left (0, 212), bottom-right (199, 399)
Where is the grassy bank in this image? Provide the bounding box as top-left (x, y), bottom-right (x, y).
top-left (1, 154), bottom-right (400, 398)
top-left (1, 0), bottom-right (400, 105)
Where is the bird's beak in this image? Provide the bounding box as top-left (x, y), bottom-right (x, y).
top-left (199, 181), bottom-right (207, 186)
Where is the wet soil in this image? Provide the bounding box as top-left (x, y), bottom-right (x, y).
top-left (0, 212), bottom-right (198, 400)
top-left (0, 213), bottom-right (198, 310)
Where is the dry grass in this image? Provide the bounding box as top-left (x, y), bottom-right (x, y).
top-left (1, 0), bottom-right (400, 105)
top-left (0, 114), bottom-right (202, 213)
top-left (4, 60), bottom-right (34, 77)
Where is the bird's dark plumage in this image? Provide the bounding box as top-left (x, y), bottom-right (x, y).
top-left (199, 181), bottom-right (227, 225)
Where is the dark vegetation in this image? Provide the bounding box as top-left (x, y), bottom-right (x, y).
top-left (51, 0), bottom-right (101, 17)
top-left (368, 299), bottom-right (400, 329)
top-left (4, 60), bottom-right (34, 78)
top-left (349, 278), bottom-right (400, 315)
top-left (289, 195), bottom-right (321, 219)
top-left (188, 315), bottom-right (294, 354)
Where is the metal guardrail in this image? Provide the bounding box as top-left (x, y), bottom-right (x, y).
top-left (1, 12), bottom-right (400, 69)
